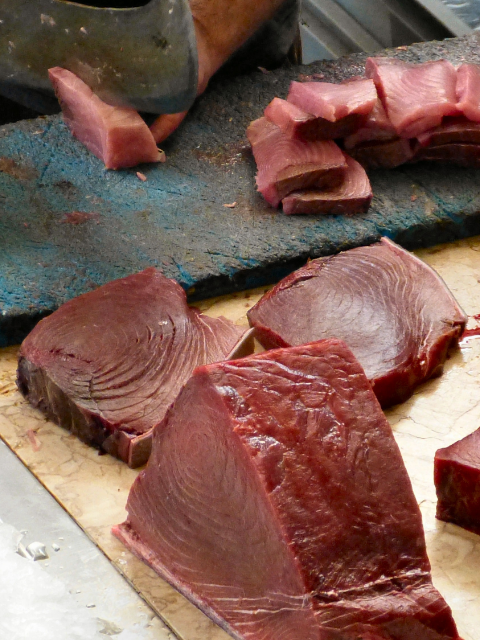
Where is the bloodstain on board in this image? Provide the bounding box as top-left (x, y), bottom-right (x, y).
top-left (62, 211), bottom-right (100, 225)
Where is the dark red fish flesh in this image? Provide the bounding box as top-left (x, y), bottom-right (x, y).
top-left (114, 339), bottom-right (461, 640)
top-left (247, 238), bottom-right (466, 408)
top-left (17, 268), bottom-right (250, 467)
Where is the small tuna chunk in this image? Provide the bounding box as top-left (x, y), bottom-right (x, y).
top-left (456, 63), bottom-right (480, 122)
top-left (265, 97), bottom-right (367, 140)
top-left (247, 117), bottom-right (347, 207)
top-left (48, 67), bottom-right (163, 170)
top-left (114, 339), bottom-right (461, 640)
top-left (413, 143), bottom-right (480, 167)
top-left (343, 98), bottom-right (397, 148)
top-left (417, 116), bottom-right (480, 146)
top-left (435, 428), bottom-right (480, 536)
top-left (282, 155), bottom-right (372, 215)
top-left (247, 238), bottom-right (466, 408)
top-left (17, 268), bottom-right (251, 467)
top-left (287, 78), bottom-right (377, 122)
top-left (365, 57), bottom-right (459, 138)
top-left (349, 138), bottom-right (416, 169)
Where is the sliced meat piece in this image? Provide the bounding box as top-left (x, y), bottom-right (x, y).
top-left (287, 78), bottom-right (377, 121)
top-left (282, 155), bottom-right (372, 215)
top-left (286, 78), bottom-right (377, 138)
top-left (48, 67), bottom-right (163, 170)
top-left (435, 427), bottom-right (480, 535)
top-left (264, 97), bottom-right (366, 140)
top-left (417, 116), bottom-right (480, 146)
top-left (414, 143), bottom-right (480, 167)
top-left (264, 97), bottom-right (318, 138)
top-left (456, 63), bottom-right (480, 122)
top-left (247, 238), bottom-right (466, 408)
top-left (343, 98), bottom-right (397, 148)
top-left (349, 138), bottom-right (416, 169)
top-left (365, 58), bottom-right (459, 138)
top-left (246, 117), bottom-right (347, 207)
top-left (17, 268), bottom-right (251, 467)
top-left (113, 339), bottom-right (461, 640)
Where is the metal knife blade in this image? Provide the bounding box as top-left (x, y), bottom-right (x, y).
top-left (0, 0), bottom-right (198, 114)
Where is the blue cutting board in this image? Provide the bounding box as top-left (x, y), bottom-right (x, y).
top-left (2, 35), bottom-right (480, 346)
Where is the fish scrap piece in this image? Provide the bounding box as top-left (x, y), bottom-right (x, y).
top-left (49, 67), bottom-right (163, 170)
top-left (247, 117), bottom-right (347, 207)
top-left (17, 268), bottom-right (251, 467)
top-left (114, 339), bottom-right (461, 640)
top-left (281, 155), bottom-right (372, 215)
top-left (247, 238), bottom-right (466, 408)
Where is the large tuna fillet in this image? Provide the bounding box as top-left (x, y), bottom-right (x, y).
top-left (247, 117), bottom-right (347, 207)
top-left (456, 63), bottom-right (480, 122)
top-left (365, 58), bottom-right (459, 138)
top-left (17, 268), bottom-right (250, 467)
top-left (247, 238), bottom-right (466, 408)
top-left (435, 427), bottom-right (480, 536)
top-left (114, 339), bottom-right (461, 640)
top-left (282, 155), bottom-right (372, 215)
top-left (49, 67), bottom-right (163, 170)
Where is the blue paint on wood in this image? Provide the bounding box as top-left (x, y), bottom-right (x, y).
top-left (2, 35), bottom-right (480, 346)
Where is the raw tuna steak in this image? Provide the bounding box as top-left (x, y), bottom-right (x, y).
top-left (49, 67), bottom-right (163, 170)
top-left (282, 155), bottom-right (372, 215)
top-left (456, 63), bottom-right (480, 122)
top-left (17, 268), bottom-right (250, 467)
top-left (114, 339), bottom-right (461, 640)
top-left (247, 238), bottom-right (466, 408)
top-left (247, 117), bottom-right (347, 207)
top-left (365, 58), bottom-right (459, 138)
top-left (435, 427), bottom-right (480, 536)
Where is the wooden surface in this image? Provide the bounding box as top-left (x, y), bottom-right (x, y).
top-left (1, 238), bottom-right (480, 639)
top-left (4, 35), bottom-right (480, 346)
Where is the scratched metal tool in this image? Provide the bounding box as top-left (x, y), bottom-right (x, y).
top-left (0, 0), bottom-right (197, 113)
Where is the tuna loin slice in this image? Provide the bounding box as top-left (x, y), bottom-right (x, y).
top-left (343, 97), bottom-right (397, 148)
top-left (17, 268), bottom-right (249, 467)
top-left (49, 67), bottom-right (163, 169)
top-left (247, 238), bottom-right (466, 408)
top-left (114, 340), bottom-right (460, 640)
top-left (417, 116), bottom-right (480, 147)
top-left (264, 97), bottom-right (367, 141)
top-left (435, 427), bottom-right (480, 536)
top-left (286, 78), bottom-right (377, 139)
top-left (365, 58), bottom-right (458, 138)
top-left (413, 143), bottom-right (480, 167)
top-left (456, 63), bottom-right (480, 122)
top-left (282, 155), bottom-right (372, 215)
top-left (247, 117), bottom-right (347, 207)
top-left (348, 138), bottom-right (415, 169)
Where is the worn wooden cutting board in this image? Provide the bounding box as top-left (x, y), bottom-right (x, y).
top-left (1, 237), bottom-right (480, 640)
top-left (3, 34), bottom-right (480, 346)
